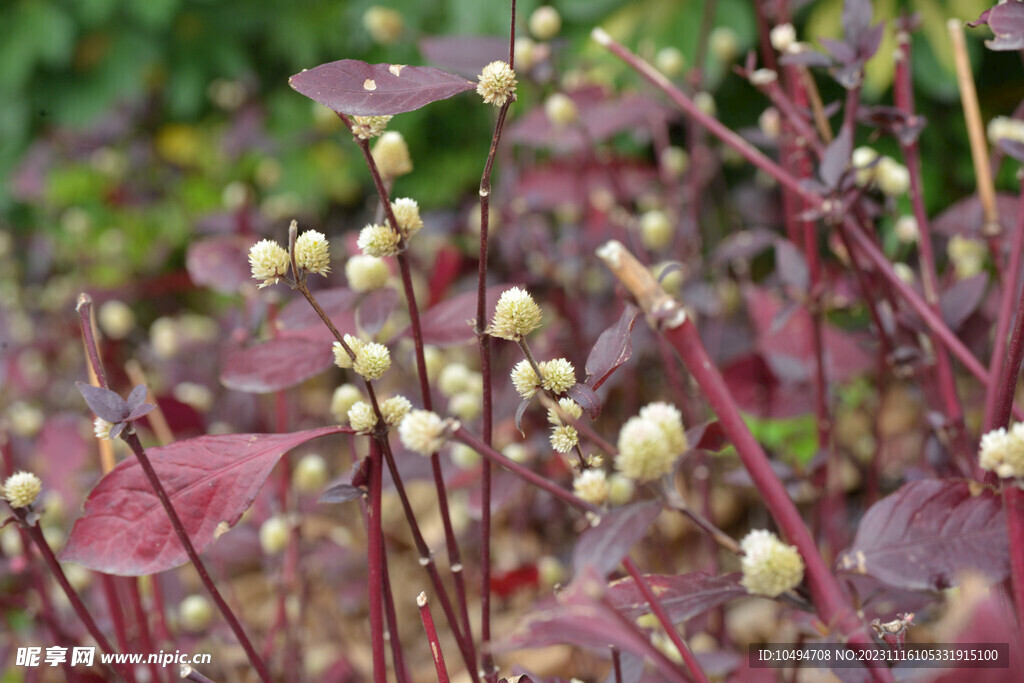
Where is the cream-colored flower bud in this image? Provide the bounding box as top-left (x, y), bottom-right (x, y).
top-left (539, 358), bottom-right (576, 394)
top-left (353, 342), bottom-right (391, 380)
top-left (371, 131), bottom-right (413, 177)
top-left (876, 157), bottom-right (910, 197)
top-left (749, 69), bottom-right (778, 86)
top-left (259, 515), bottom-right (290, 555)
top-left (608, 473), bottom-right (636, 505)
top-left (490, 287), bottom-right (543, 340)
top-left (330, 384), bottom-right (363, 423)
top-left (894, 215), bottom-right (919, 243)
top-left (548, 397), bottom-right (583, 425)
top-left (381, 395), bottom-right (412, 428)
top-left (332, 335), bottom-right (363, 370)
top-left (448, 392), bottom-right (482, 421)
top-left (348, 401), bottom-right (378, 434)
top-left (740, 530), bottom-right (805, 597)
top-left (550, 425), bottom-right (579, 453)
top-left (398, 410), bottom-right (450, 455)
top-left (293, 226), bottom-right (331, 276)
top-left (450, 443), bottom-right (481, 469)
top-left (852, 147), bottom-right (879, 187)
top-left (363, 6), bottom-right (404, 45)
top-left (639, 210), bottom-right (673, 250)
top-left (655, 47), bottom-right (686, 77)
top-left (248, 239), bottom-right (290, 288)
top-left (294, 454), bottom-right (329, 492)
top-left (770, 23), bottom-right (797, 52)
top-left (639, 402), bottom-right (688, 455)
top-left (345, 255), bottom-right (389, 292)
top-left (573, 469), bottom-right (610, 505)
top-left (390, 197), bottom-right (423, 237)
top-left (351, 115), bottom-right (393, 140)
top-left (93, 417), bottom-right (114, 441)
top-left (503, 443), bottom-right (529, 463)
top-left (947, 235), bottom-right (987, 280)
top-left (615, 416), bottom-right (675, 482)
top-left (661, 146), bottom-right (689, 177)
top-left (98, 300), bottom-right (135, 340)
top-left (438, 363), bottom-right (473, 396)
top-left (357, 223), bottom-right (402, 258)
top-left (694, 91), bottom-right (716, 117)
top-left (511, 359), bottom-right (541, 397)
top-left (980, 424), bottom-right (1024, 479)
top-left (477, 61), bottom-right (518, 107)
top-left (709, 27), bottom-right (739, 62)
top-left (515, 37), bottom-right (538, 71)
top-left (423, 345), bottom-right (444, 381)
top-left (537, 555), bottom-right (564, 587)
top-left (988, 116), bottom-right (1024, 146)
top-left (7, 402), bottom-right (41, 437)
top-left (545, 93), bottom-right (578, 127)
top-left (2, 471), bottom-right (42, 508)
top-left (179, 595), bottom-right (214, 631)
top-left (529, 6), bottom-right (561, 40)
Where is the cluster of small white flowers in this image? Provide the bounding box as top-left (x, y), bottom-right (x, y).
top-left (353, 342), bottom-right (392, 380)
top-left (894, 215), bottom-right (919, 244)
top-left (332, 334), bottom-right (363, 369)
top-left (550, 425), bottom-right (579, 453)
top-left (638, 402), bottom-right (688, 455)
top-left (93, 416), bottom-right (114, 440)
top-left (875, 157), bottom-right (910, 197)
top-left (947, 235), bottom-right (987, 280)
top-left (511, 360), bottom-right (542, 397)
top-left (979, 424), bottom-right (1024, 479)
top-left (348, 401), bottom-right (378, 434)
top-left (448, 393), bottom-right (482, 421)
top-left (439, 364), bottom-right (475, 396)
top-left (363, 6), bottom-right (403, 45)
top-left (490, 287), bottom-right (543, 340)
top-left (655, 47), bottom-right (685, 77)
top-left (293, 227), bottom-right (331, 276)
top-left (607, 473), bottom-right (635, 505)
top-left (614, 416), bottom-right (675, 483)
top-left (529, 6), bottom-right (561, 40)
top-left (450, 443), bottom-right (481, 469)
top-left (988, 116), bottom-right (1024, 146)
top-left (539, 358), bottom-right (575, 394)
top-left (398, 410), bottom-right (452, 456)
top-left (390, 198), bottom-right (423, 237)
top-left (639, 210), bottom-right (673, 250)
top-left (345, 255), bottom-right (390, 292)
top-left (548, 397), bottom-right (583, 425)
top-left (351, 115), bottom-right (393, 140)
top-left (739, 530), bottom-right (805, 597)
top-left (573, 469), bottom-right (609, 505)
top-left (371, 131), bottom-right (413, 177)
top-left (357, 223), bottom-right (402, 257)
top-left (477, 61), bottom-right (517, 107)
top-left (248, 239), bottom-right (290, 288)
top-left (1, 471), bottom-right (42, 509)
top-left (770, 23), bottom-right (797, 52)
top-left (381, 395), bottom-right (412, 428)
top-left (852, 147), bottom-right (879, 187)
top-left (544, 93), bottom-right (578, 127)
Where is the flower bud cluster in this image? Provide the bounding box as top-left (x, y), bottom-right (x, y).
top-left (979, 424), bottom-right (1024, 479)
top-left (614, 402), bottom-right (687, 483)
top-left (739, 530), bottom-right (805, 597)
top-left (248, 220), bottom-right (331, 288)
top-left (332, 335), bottom-right (391, 380)
top-left (2, 471), bottom-right (42, 509)
top-left (477, 61), bottom-right (517, 107)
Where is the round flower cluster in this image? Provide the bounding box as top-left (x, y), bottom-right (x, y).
top-left (979, 424), bottom-right (1024, 479)
top-left (988, 116), bottom-right (1024, 146)
top-left (573, 469), bottom-right (609, 505)
top-left (2, 471), bottom-right (42, 509)
top-left (550, 425), bottom-right (579, 453)
top-left (398, 410), bottom-right (452, 456)
top-left (739, 530), bottom-right (805, 597)
top-left (947, 235), bottom-right (987, 280)
top-left (490, 287), bottom-right (543, 340)
top-left (332, 336), bottom-right (391, 380)
top-left (390, 198), bottom-right (423, 237)
top-left (248, 223), bottom-right (331, 288)
top-left (539, 358), bottom-right (575, 394)
top-left (614, 402), bottom-right (687, 483)
top-left (372, 131), bottom-right (412, 177)
top-left (330, 384), bottom-right (362, 423)
top-left (347, 401), bottom-right (378, 434)
top-left (851, 148), bottom-right (909, 197)
top-left (345, 255), bottom-right (390, 292)
top-left (357, 223), bottom-right (402, 258)
top-left (94, 416), bottom-right (114, 440)
top-left (381, 395), bottom-right (412, 428)
top-left (477, 61), bottom-right (517, 107)
top-left (248, 239), bottom-right (290, 288)
top-left (351, 115), bottom-right (393, 140)
top-left (548, 397), bottom-right (583, 425)
top-left (293, 228), bottom-right (331, 276)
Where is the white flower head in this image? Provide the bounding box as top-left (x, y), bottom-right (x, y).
top-left (2, 471), bottom-right (42, 509)
top-left (390, 198), bottom-right (423, 237)
top-left (248, 239), bottom-right (290, 288)
top-left (638, 402), bottom-right (688, 455)
top-left (639, 210), bottom-right (673, 250)
top-left (381, 395), bottom-right (412, 428)
top-left (544, 93), bottom-right (578, 127)
top-left (980, 425), bottom-right (1024, 479)
top-left (353, 342), bottom-right (391, 380)
top-left (573, 469), bottom-right (610, 505)
top-left (372, 131), bottom-right (413, 177)
top-left (550, 425), bottom-right (579, 453)
top-left (511, 359), bottom-right (541, 398)
top-left (615, 416), bottom-right (675, 483)
top-left (548, 397), bottom-right (583, 425)
top-left (988, 116), bottom-right (1024, 146)
top-left (348, 401), bottom-right (378, 434)
top-left (439, 363), bottom-right (473, 396)
top-left (740, 530), bottom-right (805, 597)
top-left (345, 255), bottom-right (390, 292)
top-left (351, 115), bottom-right (393, 140)
top-left (477, 61), bottom-right (517, 107)
top-left (529, 6), bottom-right (561, 40)
top-left (399, 410), bottom-right (452, 456)
top-left (852, 147), bottom-right (880, 187)
top-left (293, 226), bottom-right (331, 276)
top-left (490, 287), bottom-right (543, 340)
top-left (607, 473), bottom-right (635, 506)
top-left (357, 223), bottom-right (402, 258)
top-left (93, 416), bottom-right (114, 440)
top-left (876, 156), bottom-right (910, 197)
top-left (448, 392), bottom-right (482, 421)
top-left (330, 384), bottom-right (363, 423)
top-left (770, 23), bottom-right (797, 53)
top-left (539, 358), bottom-right (576, 394)
top-left (947, 235), bottom-right (987, 280)
top-left (332, 335), bottom-right (364, 370)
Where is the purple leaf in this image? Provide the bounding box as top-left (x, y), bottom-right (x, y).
top-left (125, 384), bottom-right (148, 412)
top-left (126, 403), bottom-right (157, 422)
top-left (585, 304), bottom-right (639, 390)
top-left (289, 60), bottom-right (476, 116)
top-left (774, 240), bottom-right (809, 293)
top-left (514, 396), bottom-right (532, 435)
top-left (605, 572), bottom-right (747, 623)
top-left (186, 235), bottom-right (252, 294)
top-left (276, 287), bottom-right (359, 342)
top-left (973, 2), bottom-right (1024, 51)
top-left (76, 383), bottom-right (129, 423)
top-left (712, 228), bottom-right (777, 266)
top-left (566, 383), bottom-right (601, 419)
top-left (940, 274), bottom-right (988, 331)
top-left (820, 38), bottom-right (857, 64)
top-left (842, 0), bottom-right (873, 44)
top-left (220, 337), bottom-right (334, 393)
top-left (419, 35), bottom-right (508, 79)
top-left (404, 284), bottom-right (512, 346)
top-left (573, 501), bottom-right (662, 577)
top-left (780, 50), bottom-right (833, 68)
top-left (356, 288), bottom-right (399, 337)
top-left (997, 138), bottom-right (1024, 163)
top-left (319, 483), bottom-right (365, 503)
top-left (931, 193), bottom-right (1020, 237)
top-left (818, 127), bottom-right (852, 189)
top-left (837, 479), bottom-right (1008, 591)
top-left (61, 426), bottom-right (352, 575)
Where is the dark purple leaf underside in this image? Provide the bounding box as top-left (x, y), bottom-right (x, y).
top-left (61, 426), bottom-right (352, 575)
top-left (289, 60), bottom-right (476, 116)
top-left (419, 35), bottom-right (508, 79)
top-left (586, 304), bottom-right (639, 390)
top-left (186, 235), bottom-right (252, 294)
top-left (566, 383), bottom-right (601, 419)
top-left (573, 500), bottom-right (662, 577)
top-left (405, 284), bottom-right (513, 346)
top-left (356, 288), bottom-right (399, 337)
top-left (605, 571), bottom-right (747, 623)
top-left (275, 286), bottom-right (360, 342)
top-left (972, 2), bottom-right (1024, 51)
top-left (837, 479), bottom-right (1008, 591)
top-left (940, 274), bottom-right (988, 331)
top-left (819, 127), bottom-right (852, 189)
top-left (76, 383), bottom-right (128, 422)
top-left (220, 337), bottom-right (334, 393)
top-left (319, 483), bottom-right (365, 503)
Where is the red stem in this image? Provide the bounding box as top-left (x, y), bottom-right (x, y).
top-left (418, 593), bottom-right (451, 683)
top-left (367, 438), bottom-right (387, 683)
